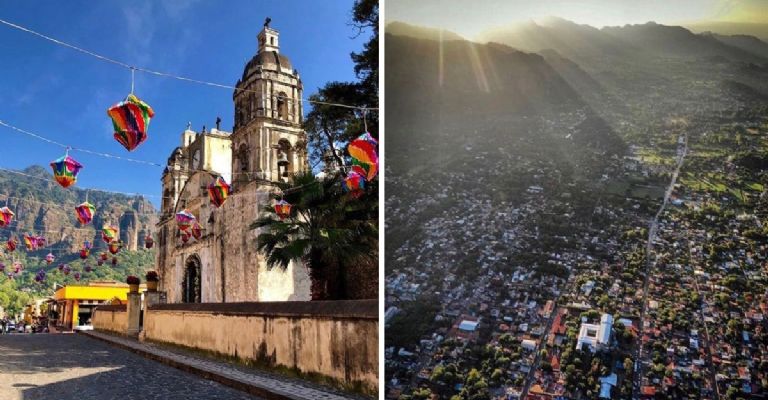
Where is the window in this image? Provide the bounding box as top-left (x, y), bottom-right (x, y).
top-left (270, 37), bottom-right (274, 45)
top-left (277, 92), bottom-right (288, 120)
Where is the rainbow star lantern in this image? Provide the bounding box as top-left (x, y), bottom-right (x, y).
top-left (348, 132), bottom-right (378, 181)
top-left (208, 177), bottom-right (231, 208)
top-left (107, 93), bottom-right (155, 151)
top-left (0, 206), bottom-right (14, 227)
top-left (342, 170), bottom-right (366, 198)
top-left (75, 202), bottom-right (96, 225)
top-left (45, 253), bottom-right (55, 265)
top-left (175, 210), bottom-right (196, 231)
top-left (102, 225), bottom-right (118, 244)
top-left (50, 154), bottom-right (83, 188)
top-left (274, 199), bottom-right (292, 220)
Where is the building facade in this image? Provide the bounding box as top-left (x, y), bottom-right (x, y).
top-left (156, 21), bottom-right (310, 303)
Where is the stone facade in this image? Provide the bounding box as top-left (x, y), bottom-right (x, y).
top-left (156, 22), bottom-right (310, 303)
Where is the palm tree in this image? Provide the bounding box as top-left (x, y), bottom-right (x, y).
top-left (251, 171), bottom-right (377, 300)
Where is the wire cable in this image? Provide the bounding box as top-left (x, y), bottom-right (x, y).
top-left (0, 18), bottom-right (378, 111)
top-left (0, 120), bottom-right (163, 167)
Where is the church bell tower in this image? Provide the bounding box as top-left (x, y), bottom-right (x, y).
top-left (231, 18), bottom-right (307, 189)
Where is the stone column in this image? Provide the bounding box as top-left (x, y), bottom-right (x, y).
top-left (144, 290), bottom-right (165, 308)
top-left (126, 292), bottom-right (141, 336)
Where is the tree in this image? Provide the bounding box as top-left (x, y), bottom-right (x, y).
top-left (252, 172), bottom-right (377, 300)
top-left (303, 0), bottom-right (378, 166)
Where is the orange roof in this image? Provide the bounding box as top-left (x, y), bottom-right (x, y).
top-left (550, 355), bottom-right (560, 371)
top-left (641, 386), bottom-right (656, 396)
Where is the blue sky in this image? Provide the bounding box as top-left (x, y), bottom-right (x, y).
top-left (0, 1), bottom-right (368, 207)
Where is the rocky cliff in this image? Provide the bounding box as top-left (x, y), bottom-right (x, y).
top-left (0, 165), bottom-right (157, 253)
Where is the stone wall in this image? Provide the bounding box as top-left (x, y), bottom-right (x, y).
top-left (142, 300), bottom-right (377, 394)
top-left (92, 304), bottom-right (128, 334)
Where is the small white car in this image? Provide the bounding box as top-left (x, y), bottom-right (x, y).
top-left (74, 325), bottom-right (94, 331)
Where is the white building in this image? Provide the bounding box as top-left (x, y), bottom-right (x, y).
top-left (576, 314), bottom-right (613, 352)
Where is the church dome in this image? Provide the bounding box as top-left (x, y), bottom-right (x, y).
top-left (240, 51), bottom-right (294, 82)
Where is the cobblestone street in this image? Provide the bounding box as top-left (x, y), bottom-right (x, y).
top-left (0, 334), bottom-right (261, 400)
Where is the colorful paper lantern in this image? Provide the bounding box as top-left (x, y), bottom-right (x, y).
top-left (100, 252), bottom-right (108, 261)
top-left (50, 154), bottom-right (83, 188)
top-left (0, 206), bottom-right (14, 227)
top-left (75, 202), bottom-right (96, 225)
top-left (112, 257), bottom-right (118, 266)
top-left (181, 232), bottom-right (190, 243)
top-left (23, 234), bottom-right (36, 251)
top-left (84, 265), bottom-right (92, 273)
top-left (208, 177), bottom-right (231, 208)
top-left (0, 263), bottom-right (4, 272)
top-left (57, 264), bottom-right (65, 271)
top-left (274, 199), bottom-right (292, 220)
top-left (348, 132), bottom-right (378, 181)
top-left (102, 225), bottom-right (118, 243)
top-left (107, 93), bottom-right (155, 151)
top-left (73, 272), bottom-right (81, 281)
top-left (13, 262), bottom-right (22, 273)
top-left (6, 237), bottom-right (17, 252)
top-left (45, 253), bottom-right (55, 265)
top-left (79, 248), bottom-right (90, 259)
top-left (144, 234), bottom-right (154, 249)
top-left (108, 240), bottom-right (121, 255)
top-left (343, 170), bottom-right (366, 198)
top-left (191, 222), bottom-right (202, 240)
top-left (97, 259), bottom-right (104, 266)
top-left (62, 265), bottom-right (71, 275)
top-left (175, 210), bottom-right (196, 231)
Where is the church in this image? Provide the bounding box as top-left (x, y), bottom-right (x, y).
top-left (156, 20), bottom-right (311, 303)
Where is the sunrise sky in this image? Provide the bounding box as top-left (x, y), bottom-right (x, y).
top-left (385, 0), bottom-right (768, 38)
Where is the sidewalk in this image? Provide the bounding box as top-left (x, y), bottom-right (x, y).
top-left (80, 330), bottom-right (363, 400)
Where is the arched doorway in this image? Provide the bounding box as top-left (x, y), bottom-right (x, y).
top-left (182, 255), bottom-right (202, 303)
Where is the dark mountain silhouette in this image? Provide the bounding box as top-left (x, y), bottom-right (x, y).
top-left (701, 31), bottom-right (768, 59)
top-left (386, 31), bottom-right (625, 177)
top-left (480, 18), bottom-right (766, 64)
top-left (385, 21), bottom-right (465, 42)
top-left (601, 22), bottom-right (766, 63)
